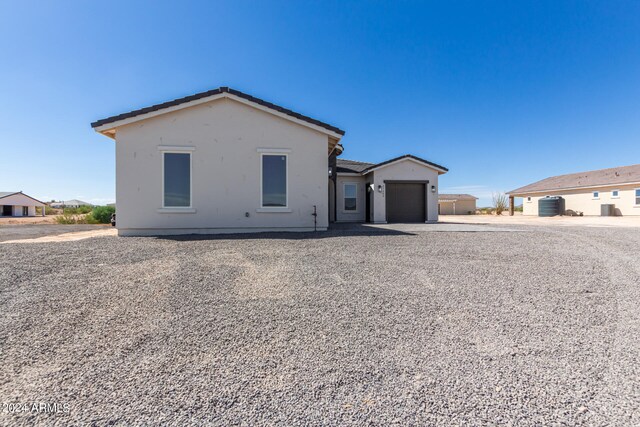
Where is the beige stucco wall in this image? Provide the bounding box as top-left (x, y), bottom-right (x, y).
top-left (114, 97), bottom-right (330, 235)
top-left (335, 175), bottom-right (367, 222)
top-left (368, 159), bottom-right (440, 223)
top-left (439, 200), bottom-right (476, 215)
top-left (0, 194), bottom-right (43, 216)
top-left (521, 184), bottom-right (640, 216)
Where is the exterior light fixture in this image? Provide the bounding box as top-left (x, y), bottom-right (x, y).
top-left (378, 185), bottom-right (383, 193)
top-left (431, 185), bottom-right (436, 193)
top-left (328, 167), bottom-right (333, 177)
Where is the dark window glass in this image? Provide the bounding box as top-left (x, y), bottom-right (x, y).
top-left (344, 184), bottom-right (357, 211)
top-left (262, 155), bottom-right (287, 207)
top-left (164, 153), bottom-right (191, 207)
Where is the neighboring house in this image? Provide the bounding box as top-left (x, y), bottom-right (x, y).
top-left (63, 199), bottom-right (92, 208)
top-left (438, 194), bottom-right (478, 215)
top-left (0, 192), bottom-right (45, 217)
top-left (508, 164), bottom-right (640, 216)
top-left (51, 199), bottom-right (92, 209)
top-left (92, 87), bottom-right (448, 235)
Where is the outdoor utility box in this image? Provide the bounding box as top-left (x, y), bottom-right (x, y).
top-left (601, 204), bottom-right (615, 217)
top-left (538, 196), bottom-right (565, 217)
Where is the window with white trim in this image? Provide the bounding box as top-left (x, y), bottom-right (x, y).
top-left (261, 154), bottom-right (287, 207)
top-left (163, 152), bottom-right (191, 208)
top-left (592, 191), bottom-right (599, 199)
top-left (344, 183), bottom-right (357, 211)
top-left (636, 189), bottom-right (640, 205)
top-left (611, 189), bottom-right (620, 198)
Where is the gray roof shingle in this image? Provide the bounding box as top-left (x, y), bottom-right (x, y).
top-left (336, 159), bottom-right (375, 174)
top-left (438, 194), bottom-right (478, 201)
top-left (509, 164), bottom-right (640, 195)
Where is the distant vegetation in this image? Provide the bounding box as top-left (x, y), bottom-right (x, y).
top-left (55, 205), bottom-right (115, 224)
top-left (63, 205), bottom-right (92, 215)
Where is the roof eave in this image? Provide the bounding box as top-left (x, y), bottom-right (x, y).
top-left (91, 88), bottom-right (345, 140)
top-left (508, 180), bottom-right (640, 196)
top-left (362, 155), bottom-right (449, 175)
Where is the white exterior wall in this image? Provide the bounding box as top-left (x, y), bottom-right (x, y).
top-left (335, 175), bottom-right (367, 222)
top-left (368, 159), bottom-right (440, 223)
top-left (0, 194), bottom-right (44, 217)
top-left (521, 184), bottom-right (640, 216)
top-left (115, 97), bottom-right (330, 235)
top-left (439, 200), bottom-right (476, 215)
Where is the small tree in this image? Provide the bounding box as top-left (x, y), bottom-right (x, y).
top-left (493, 192), bottom-right (508, 216)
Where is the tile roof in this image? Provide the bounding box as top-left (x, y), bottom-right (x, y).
top-left (438, 194), bottom-right (478, 201)
top-left (336, 159), bottom-right (374, 174)
top-left (508, 164), bottom-right (640, 195)
top-left (337, 155), bottom-right (449, 175)
top-left (91, 87), bottom-right (345, 136)
top-left (360, 154), bottom-right (448, 173)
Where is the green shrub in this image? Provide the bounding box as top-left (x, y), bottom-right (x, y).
top-left (88, 206), bottom-right (115, 224)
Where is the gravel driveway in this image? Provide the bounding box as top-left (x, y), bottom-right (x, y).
top-left (1, 226), bottom-right (638, 425)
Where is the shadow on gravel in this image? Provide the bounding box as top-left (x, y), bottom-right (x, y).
top-left (155, 224), bottom-right (415, 241)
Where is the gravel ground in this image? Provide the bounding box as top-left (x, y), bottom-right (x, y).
top-left (1, 226), bottom-right (638, 426)
top-left (0, 224), bottom-right (109, 242)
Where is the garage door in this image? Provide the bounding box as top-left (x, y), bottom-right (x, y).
top-left (385, 183), bottom-right (426, 223)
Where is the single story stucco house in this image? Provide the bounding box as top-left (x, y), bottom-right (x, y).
top-left (50, 199), bottom-right (92, 209)
top-left (0, 191), bottom-right (45, 217)
top-left (508, 164), bottom-right (640, 216)
top-left (92, 87), bottom-right (448, 235)
top-left (438, 194), bottom-right (478, 215)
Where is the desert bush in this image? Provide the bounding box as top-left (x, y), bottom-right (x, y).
top-left (63, 205), bottom-right (92, 215)
top-left (88, 206), bottom-right (115, 224)
top-left (55, 213), bottom-right (78, 224)
top-left (492, 192), bottom-right (508, 215)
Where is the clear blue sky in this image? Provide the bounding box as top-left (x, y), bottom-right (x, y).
top-left (1, 1), bottom-right (639, 206)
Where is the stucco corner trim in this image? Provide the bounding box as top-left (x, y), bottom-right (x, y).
top-left (157, 208), bottom-right (197, 214)
top-left (157, 145), bottom-right (196, 151)
top-left (255, 208), bottom-right (293, 213)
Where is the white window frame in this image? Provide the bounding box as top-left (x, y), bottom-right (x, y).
top-left (343, 182), bottom-right (358, 212)
top-left (258, 151), bottom-right (290, 212)
top-left (159, 149), bottom-right (194, 212)
top-left (611, 189), bottom-right (620, 199)
top-left (635, 188), bottom-right (640, 206)
top-left (592, 191), bottom-right (600, 200)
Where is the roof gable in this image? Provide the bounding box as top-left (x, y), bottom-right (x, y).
top-left (361, 154), bottom-right (448, 174)
top-left (0, 191), bottom-right (45, 204)
top-left (508, 163), bottom-right (640, 195)
top-left (91, 87), bottom-right (345, 139)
